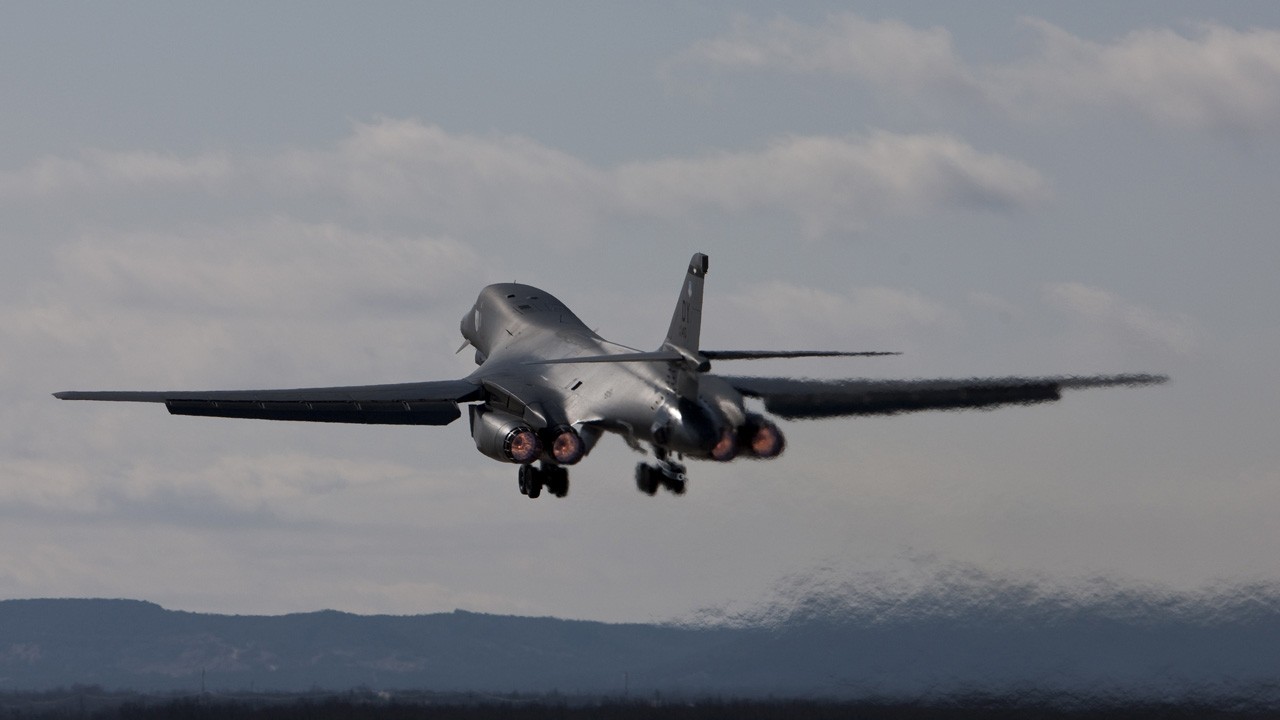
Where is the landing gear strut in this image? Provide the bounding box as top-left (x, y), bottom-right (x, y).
top-left (635, 448), bottom-right (686, 496)
top-left (518, 462), bottom-right (569, 499)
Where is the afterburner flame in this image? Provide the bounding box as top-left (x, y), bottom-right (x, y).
top-left (549, 426), bottom-right (585, 465)
top-left (711, 428), bottom-right (738, 461)
top-left (749, 421), bottom-right (785, 458)
top-left (505, 429), bottom-right (542, 464)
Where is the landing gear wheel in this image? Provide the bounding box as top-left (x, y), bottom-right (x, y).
top-left (544, 464), bottom-right (569, 498)
top-left (518, 464), bottom-right (542, 499)
top-left (635, 463), bottom-right (659, 496)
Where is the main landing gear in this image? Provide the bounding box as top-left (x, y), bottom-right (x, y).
top-left (635, 448), bottom-right (686, 496)
top-left (518, 462), bottom-right (569, 499)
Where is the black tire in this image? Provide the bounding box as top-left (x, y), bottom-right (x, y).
top-left (520, 464), bottom-right (542, 499)
top-left (527, 467), bottom-right (542, 499)
top-left (551, 467), bottom-right (569, 498)
top-left (635, 464), bottom-right (659, 496)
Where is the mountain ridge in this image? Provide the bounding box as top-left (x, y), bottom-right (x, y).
top-left (1, 577), bottom-right (1278, 700)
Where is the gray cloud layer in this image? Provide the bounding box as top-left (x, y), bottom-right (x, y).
top-left (674, 14), bottom-right (1280, 133)
top-left (3, 120), bottom-right (1046, 242)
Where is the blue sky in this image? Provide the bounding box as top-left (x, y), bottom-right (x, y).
top-left (2, 2), bottom-right (1278, 622)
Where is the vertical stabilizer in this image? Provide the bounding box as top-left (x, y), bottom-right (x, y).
top-left (665, 253), bottom-right (708, 355)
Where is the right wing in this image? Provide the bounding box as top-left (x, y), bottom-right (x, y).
top-left (725, 374), bottom-right (1167, 419)
top-left (54, 379), bottom-right (482, 425)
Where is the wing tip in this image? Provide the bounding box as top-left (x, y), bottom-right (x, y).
top-left (1060, 373), bottom-right (1170, 389)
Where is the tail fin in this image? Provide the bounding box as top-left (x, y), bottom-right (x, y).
top-left (665, 253), bottom-right (708, 355)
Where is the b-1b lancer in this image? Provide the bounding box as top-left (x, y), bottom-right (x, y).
top-left (56, 253), bottom-right (1165, 498)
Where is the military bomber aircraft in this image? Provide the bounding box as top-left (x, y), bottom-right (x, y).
top-left (56, 253), bottom-right (1165, 498)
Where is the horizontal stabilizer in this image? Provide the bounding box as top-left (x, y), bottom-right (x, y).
top-left (702, 350), bottom-right (899, 360)
top-left (527, 349), bottom-right (898, 365)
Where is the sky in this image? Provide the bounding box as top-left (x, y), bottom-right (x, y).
top-left (2, 2), bottom-right (1279, 624)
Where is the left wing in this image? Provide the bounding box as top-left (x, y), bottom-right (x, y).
top-left (54, 379), bottom-right (482, 425)
top-left (725, 374), bottom-right (1167, 419)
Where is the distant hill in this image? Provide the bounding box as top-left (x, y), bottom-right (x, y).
top-left (2, 573), bottom-right (1279, 699)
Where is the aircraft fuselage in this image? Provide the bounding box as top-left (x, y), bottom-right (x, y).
top-left (459, 283), bottom-right (754, 465)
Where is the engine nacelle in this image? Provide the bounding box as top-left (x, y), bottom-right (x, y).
top-left (741, 416), bottom-right (785, 458)
top-left (470, 406), bottom-right (542, 464)
top-left (545, 425), bottom-right (585, 465)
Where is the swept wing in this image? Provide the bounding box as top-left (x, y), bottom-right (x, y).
top-left (54, 380), bottom-right (481, 425)
top-left (726, 374), bottom-right (1167, 419)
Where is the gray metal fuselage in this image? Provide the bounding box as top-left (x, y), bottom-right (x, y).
top-left (460, 283), bottom-right (741, 462)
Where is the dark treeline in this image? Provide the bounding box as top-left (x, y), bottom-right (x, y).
top-left (1, 689), bottom-right (1278, 720)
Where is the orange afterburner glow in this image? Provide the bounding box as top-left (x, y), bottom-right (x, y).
top-left (711, 429), bottom-right (738, 461)
top-left (550, 426), bottom-right (585, 465)
top-left (750, 422), bottom-right (785, 458)
top-left (506, 428), bottom-right (542, 464)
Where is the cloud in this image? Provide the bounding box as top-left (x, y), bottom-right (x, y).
top-left (262, 119), bottom-right (606, 245)
top-left (967, 291), bottom-right (1027, 322)
top-left (989, 19), bottom-right (1280, 132)
top-left (50, 218), bottom-right (479, 317)
top-left (721, 281), bottom-right (960, 348)
top-left (0, 217), bottom-right (484, 394)
top-left (0, 542), bottom-right (113, 593)
top-left (117, 453), bottom-right (415, 520)
top-left (269, 120), bottom-right (1046, 234)
top-left (670, 13), bottom-right (976, 95)
top-left (616, 131), bottom-right (1046, 235)
top-left (1, 120), bottom-right (1045, 246)
top-left (675, 13), bottom-right (1280, 134)
top-left (0, 450), bottom-right (419, 526)
top-left (0, 150), bottom-right (232, 199)
top-left (0, 459), bottom-right (107, 516)
top-left (1044, 282), bottom-right (1197, 354)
